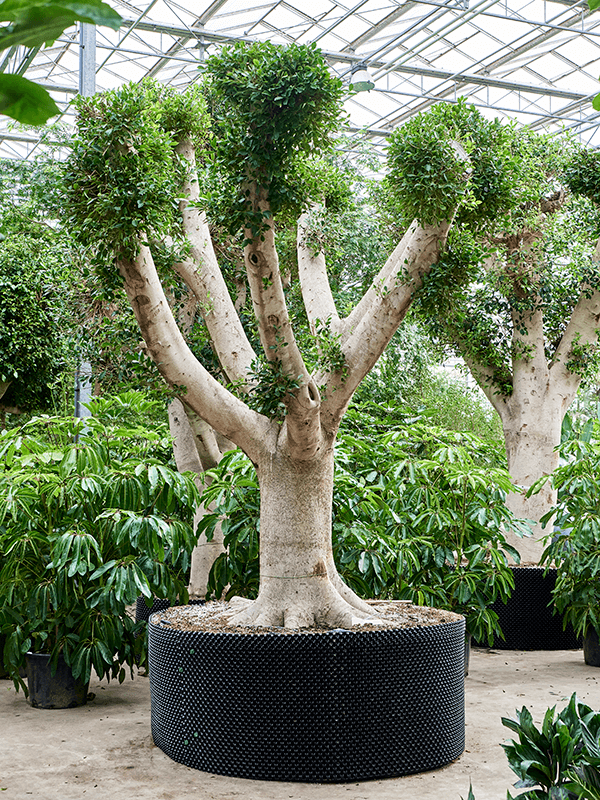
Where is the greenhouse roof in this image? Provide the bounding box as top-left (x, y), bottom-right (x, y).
top-left (3, 0), bottom-right (600, 160)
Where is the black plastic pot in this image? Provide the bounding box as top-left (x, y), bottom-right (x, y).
top-left (148, 611), bottom-right (466, 783)
top-left (25, 652), bottom-right (89, 709)
top-left (135, 596), bottom-right (171, 623)
top-left (0, 633), bottom-right (7, 679)
top-left (584, 628), bottom-right (600, 667)
top-left (135, 596), bottom-right (205, 623)
top-left (482, 567), bottom-right (581, 651)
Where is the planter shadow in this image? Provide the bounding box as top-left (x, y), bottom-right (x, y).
top-left (481, 567), bottom-right (581, 651)
top-left (148, 612), bottom-right (465, 783)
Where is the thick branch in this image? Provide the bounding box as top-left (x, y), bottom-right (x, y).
top-left (297, 211), bottom-right (341, 336)
top-left (118, 244), bottom-right (272, 463)
top-left (322, 219), bottom-right (452, 430)
top-left (174, 139), bottom-right (257, 387)
top-left (341, 221), bottom-right (419, 339)
top-left (244, 190), bottom-right (321, 458)
top-left (550, 285), bottom-right (600, 405)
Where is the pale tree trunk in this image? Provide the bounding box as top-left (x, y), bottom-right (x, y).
top-left (229, 443), bottom-right (373, 628)
top-left (499, 398), bottom-right (563, 563)
top-left (466, 251), bottom-right (600, 562)
top-left (168, 399), bottom-right (228, 598)
top-left (115, 134), bottom-right (455, 629)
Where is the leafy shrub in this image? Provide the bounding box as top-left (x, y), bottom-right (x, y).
top-left (501, 694), bottom-right (600, 799)
top-left (534, 439), bottom-right (600, 640)
top-left (0, 399), bottom-right (199, 690)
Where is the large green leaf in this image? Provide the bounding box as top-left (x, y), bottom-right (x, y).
top-left (0, 73), bottom-right (59, 123)
top-left (0, 1), bottom-right (122, 50)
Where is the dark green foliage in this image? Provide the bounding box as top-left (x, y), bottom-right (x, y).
top-left (332, 423), bottom-right (525, 644)
top-left (65, 80), bottom-right (210, 270)
top-left (205, 41), bottom-right (344, 233)
top-left (0, 224), bottom-right (74, 411)
top-left (242, 356), bottom-right (303, 421)
top-left (501, 694), bottom-right (600, 799)
top-left (197, 449), bottom-right (260, 601)
top-left (198, 418), bottom-right (524, 643)
top-left (386, 100), bottom-right (523, 228)
top-left (0, 394), bottom-right (199, 689)
top-left (535, 439), bottom-right (600, 640)
top-left (564, 148), bottom-right (600, 208)
top-left (349, 324), bottom-right (505, 450)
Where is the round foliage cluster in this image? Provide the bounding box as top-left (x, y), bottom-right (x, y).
top-left (205, 41), bottom-right (344, 229)
top-left (386, 100), bottom-right (554, 230)
top-left (65, 80), bottom-right (210, 273)
top-left (563, 147), bottom-right (600, 207)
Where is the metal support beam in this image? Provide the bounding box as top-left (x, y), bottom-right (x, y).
top-left (79, 22), bottom-right (96, 97)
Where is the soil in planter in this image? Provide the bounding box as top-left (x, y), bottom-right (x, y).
top-left (148, 601), bottom-right (466, 783)
top-left (151, 599), bottom-right (458, 634)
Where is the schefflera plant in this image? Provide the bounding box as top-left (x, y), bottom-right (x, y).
top-left (0, 407), bottom-right (199, 691)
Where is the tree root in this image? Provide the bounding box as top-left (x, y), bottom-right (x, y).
top-left (222, 579), bottom-right (385, 630)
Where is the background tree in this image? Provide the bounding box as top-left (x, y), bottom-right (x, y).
top-left (64, 45), bottom-right (512, 629)
top-left (0, 199), bottom-right (76, 418)
top-left (391, 105), bottom-right (599, 561)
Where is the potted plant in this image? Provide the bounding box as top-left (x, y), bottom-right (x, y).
top-left (332, 421), bottom-right (530, 658)
top-left (536, 438), bottom-right (600, 665)
top-left (199, 421), bottom-right (528, 669)
top-left (0, 400), bottom-right (199, 706)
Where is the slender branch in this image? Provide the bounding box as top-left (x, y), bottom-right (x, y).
top-left (118, 243), bottom-right (272, 463)
top-left (174, 139), bottom-right (257, 387)
top-left (244, 187), bottom-right (321, 458)
top-left (461, 353), bottom-right (509, 415)
top-left (341, 221), bottom-right (420, 340)
top-left (550, 285), bottom-right (600, 403)
top-left (297, 210), bottom-right (341, 335)
top-left (321, 219), bottom-right (452, 431)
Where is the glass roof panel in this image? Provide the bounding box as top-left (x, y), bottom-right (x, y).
top-left (4, 0), bottom-right (600, 158)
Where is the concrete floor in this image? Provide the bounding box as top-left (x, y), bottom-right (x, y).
top-left (1, 647), bottom-right (599, 800)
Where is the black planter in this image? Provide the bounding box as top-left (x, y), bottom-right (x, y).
top-left (484, 567), bottom-right (581, 650)
top-left (584, 628), bottom-right (600, 667)
top-left (0, 633), bottom-right (7, 679)
top-left (135, 596), bottom-right (172, 623)
top-left (148, 611), bottom-right (466, 783)
top-left (25, 652), bottom-right (89, 709)
top-left (135, 596), bottom-right (205, 623)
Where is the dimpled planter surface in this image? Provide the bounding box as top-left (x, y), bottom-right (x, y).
top-left (487, 567), bottom-right (581, 651)
top-left (148, 613), bottom-right (465, 783)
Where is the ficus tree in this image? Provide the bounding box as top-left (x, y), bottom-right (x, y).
top-left (64, 43), bottom-right (509, 628)
top-left (392, 105), bottom-right (600, 561)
